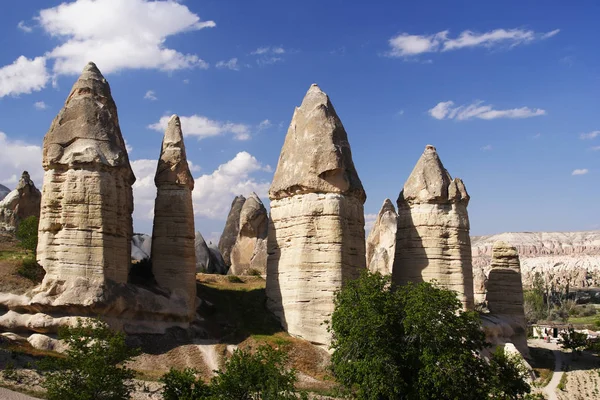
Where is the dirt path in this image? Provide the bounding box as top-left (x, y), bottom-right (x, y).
top-left (543, 349), bottom-right (564, 400)
top-left (0, 387), bottom-right (41, 400)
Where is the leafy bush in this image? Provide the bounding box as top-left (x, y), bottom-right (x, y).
top-left (559, 328), bottom-right (588, 355)
top-left (160, 368), bottom-right (211, 400)
top-left (16, 215), bottom-right (39, 253)
top-left (328, 271), bottom-right (531, 400)
top-left (161, 345), bottom-right (307, 400)
top-left (39, 318), bottom-right (140, 400)
top-left (17, 256), bottom-right (45, 282)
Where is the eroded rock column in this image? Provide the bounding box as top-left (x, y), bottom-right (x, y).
top-left (218, 195), bottom-right (246, 269)
top-left (151, 115), bottom-right (196, 315)
top-left (266, 84), bottom-right (366, 345)
top-left (229, 193), bottom-right (268, 275)
top-left (366, 199), bottom-right (397, 275)
top-left (392, 145), bottom-right (474, 310)
top-left (0, 171), bottom-right (41, 231)
top-left (37, 62), bottom-right (135, 283)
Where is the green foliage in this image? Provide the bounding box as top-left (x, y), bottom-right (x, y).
top-left (524, 289), bottom-right (547, 324)
top-left (488, 347), bottom-right (532, 400)
top-left (247, 269), bottom-right (262, 277)
top-left (161, 345), bottom-right (307, 400)
top-left (2, 361), bottom-right (22, 382)
top-left (328, 271), bottom-right (531, 400)
top-left (16, 215), bottom-right (39, 253)
top-left (557, 368), bottom-right (568, 391)
top-left (227, 275), bottom-right (244, 284)
top-left (559, 328), bottom-right (588, 355)
top-left (39, 318), bottom-right (141, 400)
top-left (17, 256), bottom-right (45, 282)
top-left (160, 368), bottom-right (211, 400)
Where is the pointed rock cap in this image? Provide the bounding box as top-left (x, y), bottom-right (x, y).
top-left (269, 84), bottom-right (366, 202)
top-left (379, 198), bottom-right (396, 215)
top-left (238, 192), bottom-right (268, 237)
top-left (218, 195), bottom-right (247, 266)
top-left (16, 171), bottom-right (36, 191)
top-left (155, 115), bottom-right (194, 189)
top-left (42, 62), bottom-right (134, 182)
top-left (398, 145), bottom-right (468, 205)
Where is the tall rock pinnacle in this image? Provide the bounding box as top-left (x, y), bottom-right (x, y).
top-left (366, 199), bottom-right (398, 275)
top-left (37, 62), bottom-right (135, 283)
top-left (392, 145), bottom-right (474, 310)
top-left (266, 84), bottom-right (366, 345)
top-left (229, 192), bottom-right (268, 275)
top-left (151, 115), bottom-right (196, 316)
top-left (219, 195), bottom-right (247, 268)
top-left (269, 84), bottom-right (365, 202)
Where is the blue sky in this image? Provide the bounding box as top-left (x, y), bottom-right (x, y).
top-left (0, 0), bottom-right (598, 241)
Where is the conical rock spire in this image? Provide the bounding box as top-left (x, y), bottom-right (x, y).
top-left (366, 199), bottom-right (398, 275)
top-left (43, 62), bottom-right (133, 179)
top-left (269, 84), bottom-right (365, 202)
top-left (155, 115), bottom-right (194, 188)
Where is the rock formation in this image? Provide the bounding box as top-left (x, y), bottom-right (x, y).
top-left (131, 233), bottom-right (152, 261)
top-left (481, 241), bottom-right (528, 356)
top-left (36, 62), bottom-right (135, 283)
top-left (229, 193), bottom-right (268, 275)
top-left (266, 84), bottom-right (366, 345)
top-left (151, 115), bottom-right (196, 315)
top-left (0, 171), bottom-right (41, 231)
top-left (393, 145), bottom-right (474, 310)
top-left (218, 195), bottom-right (246, 269)
top-left (472, 231), bottom-right (600, 291)
top-left (366, 199), bottom-right (397, 275)
top-left (196, 231), bottom-right (227, 274)
top-left (0, 184), bottom-right (10, 201)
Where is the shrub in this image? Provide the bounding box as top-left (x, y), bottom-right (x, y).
top-left (559, 328), bottom-right (588, 355)
top-left (160, 368), bottom-right (211, 400)
top-left (17, 256), bottom-right (45, 282)
top-left (39, 318), bottom-right (140, 400)
top-left (16, 215), bottom-right (39, 253)
top-left (247, 269), bottom-right (262, 277)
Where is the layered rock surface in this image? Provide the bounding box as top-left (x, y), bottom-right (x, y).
top-left (266, 84), bottom-right (366, 345)
top-left (472, 231), bottom-right (600, 291)
top-left (366, 199), bottom-right (397, 275)
top-left (37, 62), bottom-right (135, 283)
top-left (392, 145), bottom-right (474, 310)
top-left (0, 171), bottom-right (41, 231)
top-left (196, 231), bottom-right (227, 274)
top-left (482, 241), bottom-right (528, 356)
top-left (151, 115), bottom-right (196, 314)
top-left (218, 195), bottom-right (246, 269)
top-left (229, 193), bottom-right (268, 275)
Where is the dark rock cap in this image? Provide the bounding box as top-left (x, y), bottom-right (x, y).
top-left (155, 115), bottom-right (194, 189)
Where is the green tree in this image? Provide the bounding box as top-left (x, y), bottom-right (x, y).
top-left (487, 347), bottom-right (532, 400)
top-left (328, 271), bottom-right (531, 400)
top-left (16, 215), bottom-right (39, 252)
top-left (559, 327), bottom-right (587, 355)
top-left (161, 345), bottom-right (307, 400)
top-left (40, 318), bottom-right (140, 400)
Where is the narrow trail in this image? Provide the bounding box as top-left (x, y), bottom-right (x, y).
top-left (0, 387), bottom-right (41, 400)
top-left (543, 349), bottom-right (565, 400)
top-left (195, 341), bottom-right (220, 375)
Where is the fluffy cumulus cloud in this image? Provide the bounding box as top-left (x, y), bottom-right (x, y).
top-left (149, 115), bottom-right (252, 141)
top-left (0, 132), bottom-right (44, 186)
top-left (387, 28), bottom-right (559, 58)
top-left (0, 56), bottom-right (50, 98)
top-left (130, 152), bottom-right (271, 223)
top-left (580, 131), bottom-right (600, 140)
top-left (216, 58), bottom-right (240, 71)
top-left (572, 169), bottom-right (589, 176)
top-left (428, 100), bottom-right (546, 121)
top-left (36, 0), bottom-right (215, 75)
top-left (192, 152), bottom-right (271, 219)
top-left (34, 101), bottom-right (47, 110)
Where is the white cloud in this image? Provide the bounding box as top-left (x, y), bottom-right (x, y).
top-left (387, 28), bottom-right (559, 58)
top-left (192, 152), bottom-right (270, 219)
top-left (481, 145), bottom-right (493, 151)
top-left (17, 21), bottom-right (33, 33)
top-left (251, 46), bottom-right (286, 66)
top-left (251, 46), bottom-right (285, 55)
top-left (257, 119), bottom-right (272, 131)
top-left (256, 57), bottom-right (283, 66)
top-left (396, 110), bottom-right (405, 116)
top-left (428, 100), bottom-right (546, 121)
top-left (144, 90), bottom-right (157, 101)
top-left (590, 146), bottom-right (600, 152)
top-left (0, 132), bottom-right (44, 186)
top-left (131, 159), bottom-right (158, 220)
top-left (124, 139), bottom-right (133, 153)
top-left (580, 131), bottom-right (600, 140)
top-left (216, 58), bottom-right (240, 71)
top-left (0, 56), bottom-right (50, 98)
top-left (34, 101), bottom-right (47, 110)
top-left (36, 0), bottom-right (215, 75)
top-left (572, 169), bottom-right (589, 176)
top-left (149, 115), bottom-right (252, 141)
top-left (533, 133), bottom-right (542, 139)
top-left (364, 214), bottom-right (377, 234)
